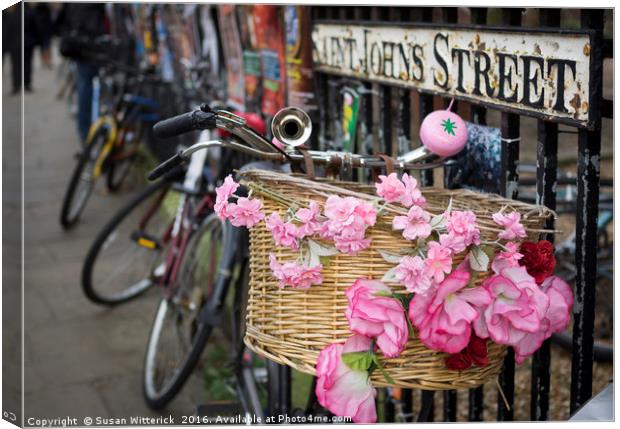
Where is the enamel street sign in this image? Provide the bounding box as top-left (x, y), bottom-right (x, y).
top-left (312, 22), bottom-right (595, 128)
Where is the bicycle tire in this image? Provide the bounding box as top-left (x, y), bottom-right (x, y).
top-left (59, 125), bottom-right (109, 229)
top-left (107, 121), bottom-right (142, 192)
top-left (81, 178), bottom-right (171, 305)
top-left (143, 213), bottom-right (223, 410)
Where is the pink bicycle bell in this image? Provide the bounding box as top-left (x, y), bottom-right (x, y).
top-left (419, 99), bottom-right (467, 157)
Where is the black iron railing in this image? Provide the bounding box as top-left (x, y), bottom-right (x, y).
top-left (309, 6), bottom-right (611, 422)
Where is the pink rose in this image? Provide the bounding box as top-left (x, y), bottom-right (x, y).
top-left (512, 275), bottom-right (573, 364)
top-left (394, 255), bottom-right (434, 295)
top-left (214, 174), bottom-right (239, 219)
top-left (492, 211), bottom-right (527, 241)
top-left (345, 279), bottom-right (409, 358)
top-left (295, 201), bottom-right (323, 237)
top-left (400, 173), bottom-right (426, 208)
top-left (266, 212), bottom-right (300, 250)
top-left (392, 206), bottom-right (432, 241)
top-left (409, 269), bottom-right (492, 353)
top-left (315, 335), bottom-right (377, 423)
top-left (445, 210), bottom-right (480, 248)
top-left (228, 197), bottom-right (265, 228)
top-left (375, 173), bottom-right (405, 203)
top-left (424, 241), bottom-right (453, 283)
top-left (269, 254), bottom-right (323, 289)
top-left (491, 242), bottom-right (523, 274)
top-left (475, 267), bottom-right (549, 348)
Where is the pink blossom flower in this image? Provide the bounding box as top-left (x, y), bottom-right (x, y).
top-left (439, 233), bottom-right (467, 255)
top-left (424, 241), bottom-right (453, 283)
top-left (295, 201), bottom-right (323, 237)
top-left (315, 335), bottom-right (377, 423)
top-left (400, 173), bottom-right (426, 208)
top-left (392, 206), bottom-right (432, 241)
top-left (375, 173), bottom-right (405, 203)
top-left (214, 175), bottom-right (239, 220)
top-left (227, 197), bottom-right (265, 228)
top-left (345, 279), bottom-right (409, 358)
top-left (269, 254), bottom-right (323, 289)
top-left (474, 266), bottom-right (549, 348)
top-left (512, 275), bottom-right (573, 364)
top-left (409, 269), bottom-right (492, 353)
top-left (265, 212), bottom-right (300, 250)
top-left (445, 210), bottom-right (480, 247)
top-left (491, 242), bottom-right (524, 274)
top-left (333, 232), bottom-right (372, 255)
top-left (323, 196), bottom-right (376, 255)
top-left (492, 211), bottom-right (527, 241)
top-left (394, 255), bottom-right (434, 295)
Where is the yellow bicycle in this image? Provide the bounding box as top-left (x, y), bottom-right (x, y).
top-left (60, 67), bottom-right (160, 229)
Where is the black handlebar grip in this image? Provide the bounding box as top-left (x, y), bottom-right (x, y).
top-left (152, 110), bottom-right (216, 139)
top-left (148, 151), bottom-right (186, 181)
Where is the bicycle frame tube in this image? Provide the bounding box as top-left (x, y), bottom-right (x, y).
top-left (86, 116), bottom-right (118, 178)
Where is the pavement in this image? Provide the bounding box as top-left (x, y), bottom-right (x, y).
top-left (7, 51), bottom-right (207, 424)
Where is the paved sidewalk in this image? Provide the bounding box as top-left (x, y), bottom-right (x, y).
top-left (17, 54), bottom-right (206, 423)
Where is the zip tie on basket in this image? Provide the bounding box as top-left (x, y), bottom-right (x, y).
top-left (495, 378), bottom-right (512, 412)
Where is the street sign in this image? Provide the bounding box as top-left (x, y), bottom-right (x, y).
top-left (312, 22), bottom-right (595, 128)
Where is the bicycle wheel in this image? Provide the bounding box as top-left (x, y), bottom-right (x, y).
top-left (81, 178), bottom-right (174, 305)
top-left (59, 124), bottom-right (109, 229)
top-left (107, 121), bottom-right (143, 192)
top-left (143, 213), bottom-right (224, 410)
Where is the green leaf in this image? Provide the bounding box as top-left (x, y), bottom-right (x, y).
top-left (469, 245), bottom-right (490, 272)
top-left (381, 267), bottom-right (400, 283)
top-left (378, 249), bottom-right (404, 264)
top-left (481, 245), bottom-right (496, 261)
top-left (430, 214), bottom-right (446, 229)
top-left (371, 355), bottom-right (396, 385)
top-left (374, 290), bottom-right (393, 298)
top-left (341, 351), bottom-right (374, 372)
top-left (308, 239), bottom-right (339, 256)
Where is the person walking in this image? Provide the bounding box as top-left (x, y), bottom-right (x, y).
top-left (57, 3), bottom-right (107, 144)
top-left (34, 3), bottom-right (54, 69)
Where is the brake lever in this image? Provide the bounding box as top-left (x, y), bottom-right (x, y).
top-left (213, 110), bottom-right (295, 163)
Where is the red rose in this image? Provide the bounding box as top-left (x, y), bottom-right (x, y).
top-left (519, 240), bottom-right (556, 284)
top-left (445, 334), bottom-right (489, 371)
top-left (467, 334), bottom-right (489, 367)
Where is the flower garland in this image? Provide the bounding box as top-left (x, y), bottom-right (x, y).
top-left (214, 173), bottom-right (573, 423)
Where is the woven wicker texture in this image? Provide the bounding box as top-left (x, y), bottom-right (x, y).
top-left (240, 170), bottom-right (555, 390)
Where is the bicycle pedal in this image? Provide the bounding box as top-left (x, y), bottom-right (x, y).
top-left (130, 231), bottom-right (161, 250)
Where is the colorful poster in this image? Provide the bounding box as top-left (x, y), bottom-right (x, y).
top-left (217, 5), bottom-right (245, 111)
top-left (237, 5), bottom-right (262, 112)
top-left (284, 6), bottom-right (317, 114)
top-left (341, 87), bottom-right (360, 153)
top-left (253, 5), bottom-right (286, 117)
top-left (198, 5), bottom-right (221, 79)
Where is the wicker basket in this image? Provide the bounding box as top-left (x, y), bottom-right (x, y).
top-left (241, 169), bottom-right (554, 391)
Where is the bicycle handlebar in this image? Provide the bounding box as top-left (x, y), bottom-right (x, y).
top-left (153, 110), bottom-right (217, 139)
top-left (147, 150), bottom-right (186, 180)
top-left (148, 108), bottom-right (447, 181)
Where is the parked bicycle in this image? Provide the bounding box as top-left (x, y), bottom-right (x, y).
top-left (60, 39), bottom-right (162, 229)
top-left (138, 104), bottom-right (453, 417)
